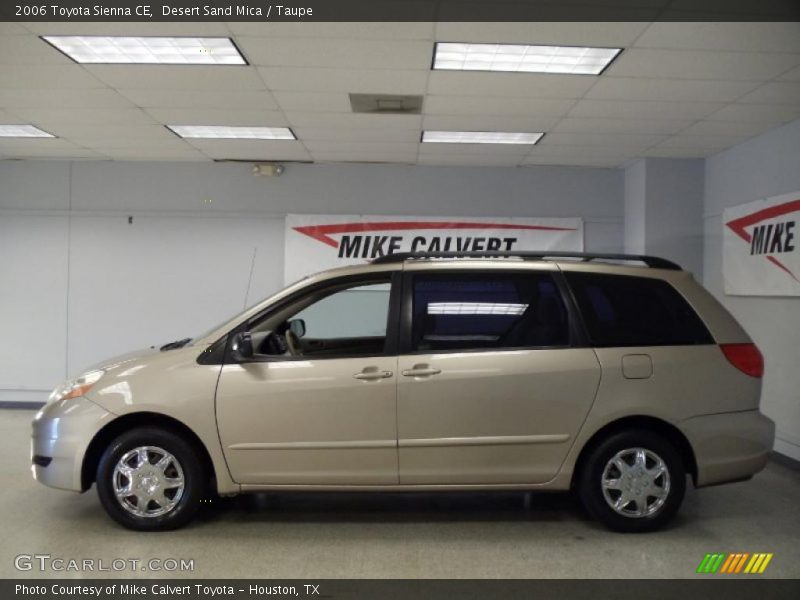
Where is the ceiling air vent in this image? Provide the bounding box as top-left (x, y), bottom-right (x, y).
top-left (349, 93), bottom-right (423, 115)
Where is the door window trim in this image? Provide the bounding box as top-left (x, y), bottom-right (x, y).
top-left (221, 271), bottom-right (402, 364)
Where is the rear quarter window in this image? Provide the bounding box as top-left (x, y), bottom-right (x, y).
top-left (565, 272), bottom-right (713, 347)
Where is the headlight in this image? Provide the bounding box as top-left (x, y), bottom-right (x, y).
top-left (48, 370), bottom-right (104, 403)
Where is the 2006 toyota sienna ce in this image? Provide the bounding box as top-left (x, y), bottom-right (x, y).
top-left (32, 251), bottom-right (775, 532)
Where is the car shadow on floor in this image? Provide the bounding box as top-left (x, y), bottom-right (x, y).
top-left (194, 490), bottom-right (594, 526)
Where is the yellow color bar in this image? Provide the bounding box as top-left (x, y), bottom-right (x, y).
top-left (758, 554), bottom-right (773, 574)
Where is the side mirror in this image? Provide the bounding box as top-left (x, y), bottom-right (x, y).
top-left (230, 331), bottom-right (254, 362)
top-left (288, 318), bottom-right (306, 338)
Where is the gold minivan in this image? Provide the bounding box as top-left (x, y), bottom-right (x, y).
top-left (32, 252), bottom-right (775, 532)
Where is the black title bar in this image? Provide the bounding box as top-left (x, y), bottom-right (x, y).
top-left (2, 0), bottom-right (800, 22)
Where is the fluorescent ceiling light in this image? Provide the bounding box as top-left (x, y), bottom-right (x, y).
top-left (428, 302), bottom-right (529, 316)
top-left (422, 131), bottom-right (543, 145)
top-left (433, 42), bottom-right (621, 75)
top-left (167, 126), bottom-right (296, 140)
top-left (0, 125), bottom-right (54, 138)
top-left (42, 36), bottom-right (246, 65)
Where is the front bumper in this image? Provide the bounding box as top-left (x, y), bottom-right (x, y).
top-left (31, 397), bottom-right (114, 491)
top-left (681, 410), bottom-right (775, 487)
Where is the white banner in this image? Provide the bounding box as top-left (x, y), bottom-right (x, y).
top-left (284, 214), bottom-right (584, 283)
top-left (723, 191), bottom-right (800, 296)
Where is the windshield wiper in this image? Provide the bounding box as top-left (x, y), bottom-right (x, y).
top-left (160, 338), bottom-right (192, 351)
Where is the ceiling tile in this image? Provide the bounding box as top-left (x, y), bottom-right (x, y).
top-left (0, 35), bottom-right (73, 65)
top-left (426, 72), bottom-right (595, 98)
top-left (736, 82), bottom-right (800, 105)
top-left (434, 22), bottom-right (650, 47)
top-left (425, 96), bottom-right (575, 117)
top-left (144, 108), bottom-right (288, 127)
top-left (228, 22), bottom-right (434, 40)
top-left (99, 147), bottom-right (209, 161)
top-left (285, 112), bottom-right (422, 130)
top-left (258, 67), bottom-right (429, 94)
top-left (0, 88), bottom-right (135, 109)
top-left (678, 120), bottom-right (778, 137)
top-left (272, 91), bottom-right (351, 113)
top-left (0, 23), bottom-right (29, 35)
top-left (10, 107), bottom-right (156, 127)
top-left (569, 99), bottom-right (725, 120)
top-left (778, 65), bottom-right (800, 81)
top-left (643, 146), bottom-right (717, 158)
top-left (0, 138), bottom-right (102, 158)
top-left (0, 109), bottom-right (27, 124)
top-left (657, 134), bottom-right (751, 149)
top-left (540, 132), bottom-right (667, 148)
top-left (293, 127), bottom-right (420, 142)
top-left (422, 115), bottom-right (560, 132)
top-left (117, 89), bottom-right (278, 110)
top-left (312, 152), bottom-right (417, 164)
top-left (607, 48), bottom-right (800, 81)
top-left (23, 22), bottom-right (232, 36)
top-left (634, 22), bottom-right (800, 53)
top-left (418, 154), bottom-right (523, 167)
top-left (237, 38), bottom-right (433, 69)
top-left (525, 145), bottom-right (638, 161)
top-left (553, 117), bottom-right (694, 135)
top-left (0, 65), bottom-right (104, 89)
top-left (521, 156), bottom-right (625, 168)
top-left (304, 141), bottom-right (418, 154)
top-left (585, 77), bottom-right (760, 102)
top-left (83, 65), bottom-right (266, 91)
top-left (705, 103), bottom-right (800, 123)
top-left (187, 139), bottom-right (312, 161)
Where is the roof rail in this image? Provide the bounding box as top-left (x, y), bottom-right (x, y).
top-left (370, 251), bottom-right (682, 270)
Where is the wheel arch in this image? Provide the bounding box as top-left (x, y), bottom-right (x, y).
top-left (81, 412), bottom-right (216, 492)
top-left (571, 415), bottom-right (698, 489)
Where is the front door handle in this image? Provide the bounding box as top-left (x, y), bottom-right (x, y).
top-left (353, 368), bottom-right (393, 381)
top-left (401, 366), bottom-right (442, 377)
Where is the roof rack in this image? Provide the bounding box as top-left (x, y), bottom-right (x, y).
top-left (370, 251), bottom-right (682, 271)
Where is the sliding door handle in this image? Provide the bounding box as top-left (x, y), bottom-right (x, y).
top-left (401, 367), bottom-right (442, 377)
top-left (353, 369), bottom-right (393, 381)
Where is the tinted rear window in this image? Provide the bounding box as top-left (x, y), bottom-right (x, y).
top-left (412, 273), bottom-right (570, 351)
top-left (565, 272), bottom-right (713, 347)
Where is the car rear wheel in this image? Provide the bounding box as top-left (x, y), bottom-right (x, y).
top-left (578, 429), bottom-right (686, 533)
top-left (96, 427), bottom-right (205, 531)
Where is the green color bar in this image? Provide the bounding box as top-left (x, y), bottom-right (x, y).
top-left (710, 554), bottom-right (727, 573)
top-left (697, 554), bottom-right (713, 573)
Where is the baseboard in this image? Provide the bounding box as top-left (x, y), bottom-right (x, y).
top-left (0, 401), bottom-right (44, 409)
top-left (770, 451), bottom-right (800, 473)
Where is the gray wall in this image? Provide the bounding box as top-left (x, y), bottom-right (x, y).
top-left (703, 118), bottom-right (800, 460)
top-left (0, 160), bottom-right (623, 402)
top-left (623, 158), bottom-right (704, 278)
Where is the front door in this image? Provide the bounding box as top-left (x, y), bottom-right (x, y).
top-left (397, 266), bottom-right (601, 485)
top-left (216, 274), bottom-right (400, 485)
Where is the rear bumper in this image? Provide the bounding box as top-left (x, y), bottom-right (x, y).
top-left (31, 397), bottom-right (114, 492)
top-left (681, 410), bottom-right (775, 487)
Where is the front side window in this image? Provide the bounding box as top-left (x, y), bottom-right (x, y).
top-left (249, 278), bottom-right (392, 358)
top-left (565, 272), bottom-right (713, 347)
top-left (410, 272), bottom-right (569, 352)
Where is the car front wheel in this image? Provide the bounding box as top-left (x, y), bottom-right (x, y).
top-left (578, 429), bottom-right (686, 533)
top-left (96, 427), bottom-right (205, 531)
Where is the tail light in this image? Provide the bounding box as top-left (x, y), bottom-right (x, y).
top-left (720, 343), bottom-right (764, 378)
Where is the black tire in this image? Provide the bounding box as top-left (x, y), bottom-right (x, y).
top-left (96, 427), bottom-right (206, 531)
top-left (578, 429), bottom-right (686, 533)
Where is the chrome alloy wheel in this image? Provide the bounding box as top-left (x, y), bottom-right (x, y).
top-left (601, 447), bottom-right (670, 518)
top-left (112, 446), bottom-right (185, 518)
